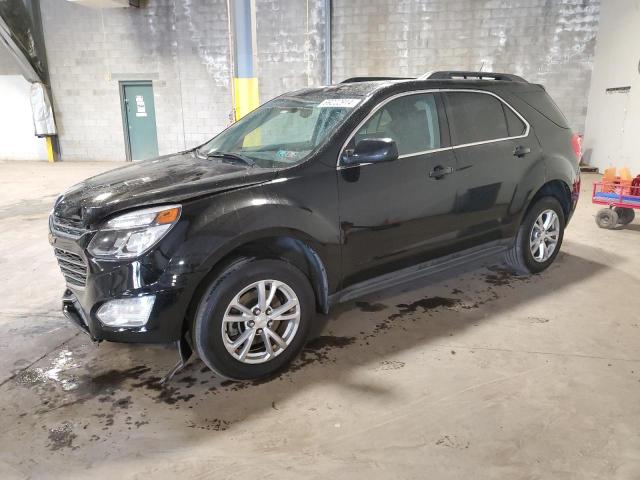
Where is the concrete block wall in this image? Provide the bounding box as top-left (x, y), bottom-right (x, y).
top-left (332, 0), bottom-right (601, 133)
top-left (38, 0), bottom-right (600, 161)
top-left (255, 0), bottom-right (327, 103)
top-left (41, 0), bottom-right (231, 161)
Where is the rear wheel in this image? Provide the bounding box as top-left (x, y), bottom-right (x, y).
top-left (595, 208), bottom-right (618, 229)
top-left (614, 207), bottom-right (635, 225)
top-left (505, 197), bottom-right (565, 274)
top-left (192, 258), bottom-right (315, 380)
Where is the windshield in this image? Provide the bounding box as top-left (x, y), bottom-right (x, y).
top-left (197, 96), bottom-right (361, 168)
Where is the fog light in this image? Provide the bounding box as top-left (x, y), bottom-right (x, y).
top-left (96, 296), bottom-right (155, 327)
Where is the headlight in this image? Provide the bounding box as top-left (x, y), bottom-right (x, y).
top-left (87, 205), bottom-right (181, 259)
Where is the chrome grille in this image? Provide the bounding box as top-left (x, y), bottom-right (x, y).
top-left (51, 216), bottom-right (87, 239)
top-left (54, 248), bottom-right (88, 288)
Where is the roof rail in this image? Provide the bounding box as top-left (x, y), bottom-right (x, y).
top-left (419, 71), bottom-right (528, 82)
top-left (340, 76), bottom-right (412, 84)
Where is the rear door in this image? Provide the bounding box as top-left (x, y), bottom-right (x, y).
top-left (337, 92), bottom-right (459, 287)
top-left (442, 90), bottom-right (541, 243)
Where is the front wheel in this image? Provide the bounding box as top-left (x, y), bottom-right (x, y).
top-left (505, 197), bottom-right (565, 274)
top-left (192, 258), bottom-right (315, 380)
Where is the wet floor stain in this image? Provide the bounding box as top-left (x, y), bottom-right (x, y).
top-left (130, 375), bottom-right (196, 405)
top-left (112, 396), bottom-right (133, 409)
top-left (186, 418), bottom-right (231, 431)
top-left (306, 335), bottom-right (356, 350)
top-left (47, 422), bottom-right (77, 451)
top-left (14, 349), bottom-right (79, 391)
top-left (14, 367), bottom-right (47, 386)
top-left (288, 336), bottom-right (357, 373)
top-left (10, 263), bottom-right (539, 454)
top-left (483, 266), bottom-right (528, 287)
top-left (355, 301), bottom-right (388, 312)
top-left (388, 296), bottom-right (460, 321)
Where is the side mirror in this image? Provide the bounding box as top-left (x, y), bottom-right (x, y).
top-left (344, 138), bottom-right (399, 165)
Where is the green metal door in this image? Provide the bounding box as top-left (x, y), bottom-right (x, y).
top-left (120, 81), bottom-right (159, 161)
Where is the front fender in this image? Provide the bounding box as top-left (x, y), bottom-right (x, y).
top-left (165, 170), bottom-right (342, 292)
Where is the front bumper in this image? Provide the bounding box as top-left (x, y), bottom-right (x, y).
top-left (60, 285), bottom-right (193, 343)
top-left (62, 290), bottom-right (94, 339)
top-left (51, 223), bottom-right (202, 344)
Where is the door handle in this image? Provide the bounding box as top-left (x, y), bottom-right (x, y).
top-left (429, 165), bottom-right (454, 179)
top-left (513, 145), bottom-right (531, 157)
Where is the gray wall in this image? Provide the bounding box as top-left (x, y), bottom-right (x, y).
top-left (332, 0), bottom-right (601, 133)
top-left (39, 0), bottom-right (600, 161)
top-left (255, 0), bottom-right (327, 102)
top-left (41, 0), bottom-right (232, 161)
top-left (0, 42), bottom-right (21, 75)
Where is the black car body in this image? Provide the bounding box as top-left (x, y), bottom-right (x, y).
top-left (50, 71), bottom-right (580, 379)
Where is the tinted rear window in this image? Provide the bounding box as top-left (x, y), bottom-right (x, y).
top-left (443, 92), bottom-right (508, 145)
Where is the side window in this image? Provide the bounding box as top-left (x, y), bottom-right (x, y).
top-left (502, 104), bottom-right (526, 136)
top-left (443, 92), bottom-right (509, 145)
top-left (352, 93), bottom-right (441, 156)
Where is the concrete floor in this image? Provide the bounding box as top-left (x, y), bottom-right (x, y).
top-left (0, 161), bottom-right (639, 479)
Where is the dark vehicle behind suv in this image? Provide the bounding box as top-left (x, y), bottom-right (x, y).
top-left (49, 71), bottom-right (580, 380)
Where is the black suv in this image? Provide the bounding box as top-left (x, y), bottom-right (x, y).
top-left (49, 71), bottom-right (580, 380)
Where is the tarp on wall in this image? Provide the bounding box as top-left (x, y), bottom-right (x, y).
top-left (30, 81), bottom-right (56, 136)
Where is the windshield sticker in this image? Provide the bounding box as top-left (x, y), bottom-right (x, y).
top-left (276, 150), bottom-right (300, 160)
top-left (318, 98), bottom-right (361, 108)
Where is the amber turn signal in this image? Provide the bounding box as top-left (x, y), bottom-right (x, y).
top-left (155, 207), bottom-right (181, 225)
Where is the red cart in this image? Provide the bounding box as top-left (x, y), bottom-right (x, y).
top-left (592, 178), bottom-right (640, 228)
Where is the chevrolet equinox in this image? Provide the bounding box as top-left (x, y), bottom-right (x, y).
top-left (49, 71), bottom-right (580, 380)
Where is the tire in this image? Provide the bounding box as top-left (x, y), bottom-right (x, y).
top-left (614, 207), bottom-right (635, 225)
top-left (192, 258), bottom-right (315, 380)
top-left (595, 208), bottom-right (618, 229)
top-left (505, 196), bottom-right (565, 274)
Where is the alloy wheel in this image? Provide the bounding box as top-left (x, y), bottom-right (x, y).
top-left (529, 209), bottom-right (560, 263)
top-left (221, 279), bottom-right (301, 364)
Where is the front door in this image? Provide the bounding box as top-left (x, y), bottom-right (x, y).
top-left (121, 81), bottom-right (159, 161)
top-left (337, 92), bottom-right (459, 287)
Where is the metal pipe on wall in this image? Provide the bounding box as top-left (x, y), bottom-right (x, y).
top-left (324, 0), bottom-right (332, 85)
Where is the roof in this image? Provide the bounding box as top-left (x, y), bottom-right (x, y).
top-left (284, 71), bottom-right (541, 102)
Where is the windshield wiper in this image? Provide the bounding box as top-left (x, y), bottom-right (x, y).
top-left (206, 151), bottom-right (256, 167)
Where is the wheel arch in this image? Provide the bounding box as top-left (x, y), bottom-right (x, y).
top-left (185, 230), bottom-right (331, 335)
top-left (526, 179), bottom-right (572, 221)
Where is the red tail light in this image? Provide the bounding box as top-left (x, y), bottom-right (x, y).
top-left (571, 133), bottom-right (582, 162)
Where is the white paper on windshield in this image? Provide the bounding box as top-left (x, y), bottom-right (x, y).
top-left (318, 98), bottom-right (361, 108)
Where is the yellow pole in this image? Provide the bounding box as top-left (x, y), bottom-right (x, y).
top-left (45, 137), bottom-right (55, 163)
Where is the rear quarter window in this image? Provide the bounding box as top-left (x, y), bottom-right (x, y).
top-left (510, 89), bottom-right (570, 129)
top-left (503, 104), bottom-right (527, 136)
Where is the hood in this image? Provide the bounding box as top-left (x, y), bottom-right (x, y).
top-left (53, 150), bottom-right (277, 226)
